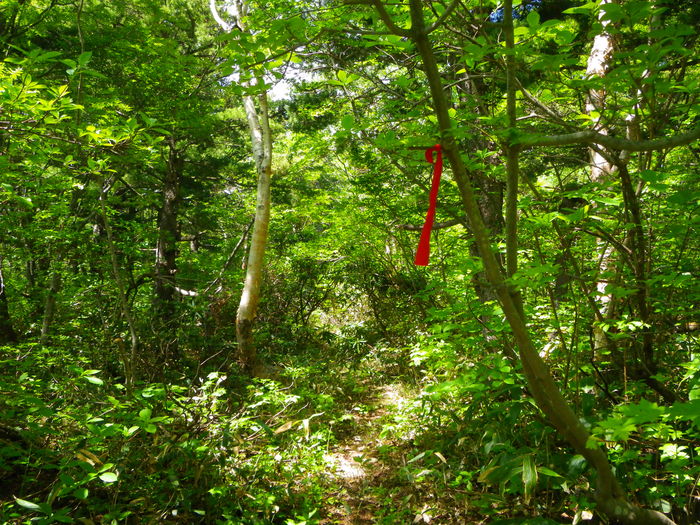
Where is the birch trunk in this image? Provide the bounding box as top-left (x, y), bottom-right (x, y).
top-left (210, 0), bottom-right (273, 373)
top-left (585, 0), bottom-right (618, 354)
top-left (236, 92), bottom-right (272, 373)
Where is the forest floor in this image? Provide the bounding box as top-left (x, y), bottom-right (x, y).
top-left (322, 384), bottom-right (405, 524)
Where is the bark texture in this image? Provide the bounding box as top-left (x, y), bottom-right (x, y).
top-left (0, 257), bottom-right (17, 344)
top-left (236, 91), bottom-right (272, 373)
top-left (211, 0), bottom-right (273, 373)
top-left (585, 0), bottom-right (618, 354)
top-left (154, 137), bottom-right (182, 360)
top-left (39, 271), bottom-right (61, 345)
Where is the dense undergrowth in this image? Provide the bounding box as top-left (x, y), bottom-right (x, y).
top-left (2, 0), bottom-right (699, 523)
top-left (2, 321), bottom-right (699, 524)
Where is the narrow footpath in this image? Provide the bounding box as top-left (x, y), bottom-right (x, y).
top-left (322, 385), bottom-right (405, 524)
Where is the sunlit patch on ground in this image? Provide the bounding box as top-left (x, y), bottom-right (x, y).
top-left (324, 439), bottom-right (368, 480)
top-left (321, 383), bottom-right (409, 523)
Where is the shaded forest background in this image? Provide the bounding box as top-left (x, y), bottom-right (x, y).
top-left (0, 0), bottom-right (699, 523)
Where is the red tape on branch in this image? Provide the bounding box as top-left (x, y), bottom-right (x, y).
top-left (414, 144), bottom-right (442, 266)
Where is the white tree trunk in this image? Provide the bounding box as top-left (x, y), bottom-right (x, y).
top-left (236, 91), bottom-right (272, 372)
top-left (210, 0), bottom-right (273, 373)
top-left (585, 0), bottom-right (617, 353)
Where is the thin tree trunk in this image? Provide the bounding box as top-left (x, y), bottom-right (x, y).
top-left (39, 270), bottom-right (61, 345)
top-left (503, 0), bottom-right (524, 319)
top-left (154, 137), bottom-right (182, 361)
top-left (210, 0), bottom-right (273, 374)
top-left (614, 6), bottom-right (675, 403)
top-left (585, 0), bottom-right (618, 355)
top-left (236, 91), bottom-right (272, 373)
top-left (0, 256), bottom-right (18, 344)
top-left (469, 174), bottom-right (504, 305)
top-left (99, 178), bottom-right (138, 393)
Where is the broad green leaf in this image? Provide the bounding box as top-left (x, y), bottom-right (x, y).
top-left (73, 487), bottom-right (88, 499)
top-left (77, 51), bottom-right (93, 67)
top-left (341, 114), bottom-right (354, 130)
top-left (14, 498), bottom-right (42, 511)
top-left (407, 451), bottom-right (427, 464)
top-left (563, 2), bottom-right (596, 14)
top-left (99, 472), bottom-right (119, 483)
top-left (526, 10), bottom-right (540, 28)
top-left (37, 51), bottom-right (62, 62)
top-left (593, 196), bottom-right (622, 206)
top-left (618, 399), bottom-right (665, 425)
top-left (668, 400), bottom-right (700, 428)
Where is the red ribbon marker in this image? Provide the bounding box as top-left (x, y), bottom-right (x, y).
top-left (415, 144), bottom-right (443, 266)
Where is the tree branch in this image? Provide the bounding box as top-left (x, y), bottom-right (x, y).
top-left (343, 0), bottom-right (410, 36)
top-left (517, 126), bottom-right (700, 151)
top-left (426, 0), bottom-right (461, 34)
top-left (209, 0), bottom-right (233, 32)
top-left (397, 217), bottom-right (463, 231)
top-left (370, 0), bottom-right (411, 37)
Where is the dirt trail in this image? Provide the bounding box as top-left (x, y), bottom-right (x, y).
top-left (322, 385), bottom-right (403, 524)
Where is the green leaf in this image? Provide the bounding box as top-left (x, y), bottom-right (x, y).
top-left (77, 51), bottom-right (93, 67)
top-left (538, 467), bottom-right (562, 478)
top-left (73, 487), bottom-right (89, 499)
top-left (618, 399), bottom-right (665, 425)
top-left (522, 455), bottom-right (537, 503)
top-left (526, 10), bottom-right (540, 28)
top-left (668, 400), bottom-right (700, 428)
top-left (563, 1), bottom-right (596, 14)
top-left (593, 196), bottom-right (622, 206)
top-left (84, 375), bottom-right (103, 385)
top-left (341, 114), bottom-right (354, 130)
top-left (600, 2), bottom-right (624, 22)
top-left (407, 451), bottom-right (427, 464)
top-left (37, 51), bottom-right (62, 62)
top-left (689, 377), bottom-right (700, 401)
top-left (15, 196), bottom-right (33, 209)
top-left (14, 498), bottom-right (42, 511)
top-left (99, 472), bottom-right (119, 483)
